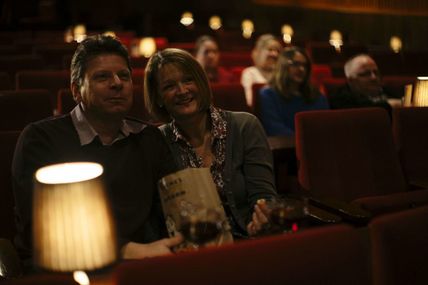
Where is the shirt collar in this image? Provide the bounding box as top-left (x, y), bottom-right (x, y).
top-left (70, 103), bottom-right (145, 146)
top-left (170, 106), bottom-right (227, 144)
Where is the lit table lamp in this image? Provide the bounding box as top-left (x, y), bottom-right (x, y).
top-left (33, 162), bottom-right (117, 276)
top-left (412, 77), bottom-right (428, 107)
top-left (403, 84), bottom-right (413, 107)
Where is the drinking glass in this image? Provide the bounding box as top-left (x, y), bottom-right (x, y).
top-left (178, 204), bottom-right (224, 248)
top-left (267, 198), bottom-right (308, 234)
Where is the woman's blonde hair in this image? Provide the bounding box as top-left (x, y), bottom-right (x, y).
top-left (251, 34), bottom-right (280, 67)
top-left (144, 48), bottom-right (212, 122)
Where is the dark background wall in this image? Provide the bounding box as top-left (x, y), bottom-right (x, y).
top-left (1, 0), bottom-right (427, 50)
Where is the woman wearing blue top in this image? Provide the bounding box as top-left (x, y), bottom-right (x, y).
top-left (259, 47), bottom-right (329, 136)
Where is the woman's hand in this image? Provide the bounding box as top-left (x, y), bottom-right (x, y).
top-left (247, 199), bottom-right (271, 236)
top-left (121, 234), bottom-right (183, 259)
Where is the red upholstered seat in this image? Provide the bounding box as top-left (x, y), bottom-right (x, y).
top-left (211, 83), bottom-right (251, 113)
top-left (251, 82), bottom-right (268, 119)
top-left (0, 131), bottom-right (20, 240)
top-left (295, 107), bottom-right (428, 215)
top-left (369, 205), bottom-right (428, 285)
top-left (114, 225), bottom-right (371, 285)
top-left (220, 51), bottom-right (252, 67)
top-left (15, 70), bottom-right (70, 112)
top-left (0, 71), bottom-right (12, 90)
top-left (0, 90), bottom-right (53, 131)
top-left (392, 107), bottom-right (428, 188)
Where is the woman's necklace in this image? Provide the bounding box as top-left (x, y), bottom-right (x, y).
top-left (194, 132), bottom-right (213, 167)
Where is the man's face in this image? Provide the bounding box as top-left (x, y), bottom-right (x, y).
top-left (196, 40), bottom-right (220, 70)
top-left (73, 54), bottom-right (133, 118)
top-left (348, 57), bottom-right (382, 97)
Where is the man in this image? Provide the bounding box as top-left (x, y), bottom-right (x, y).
top-left (12, 35), bottom-right (181, 271)
top-left (329, 54), bottom-right (401, 113)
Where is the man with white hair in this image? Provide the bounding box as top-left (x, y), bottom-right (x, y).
top-left (329, 54), bottom-right (400, 113)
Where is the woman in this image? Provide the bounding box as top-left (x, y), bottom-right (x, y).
top-left (241, 34), bottom-right (282, 106)
top-left (194, 35), bottom-right (235, 83)
top-left (144, 48), bottom-right (277, 238)
top-left (259, 46), bottom-right (329, 136)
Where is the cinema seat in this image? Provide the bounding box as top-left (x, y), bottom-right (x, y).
top-left (295, 107), bottom-right (428, 216)
top-left (369, 205), bottom-right (428, 285)
top-left (114, 225), bottom-right (371, 285)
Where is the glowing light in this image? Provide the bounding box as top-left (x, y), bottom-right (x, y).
top-left (73, 271), bottom-right (90, 285)
top-left (241, 19), bottom-right (254, 39)
top-left (281, 24), bottom-right (294, 44)
top-left (209, 15), bottom-right (222, 30)
top-left (73, 24), bottom-right (87, 43)
top-left (35, 162), bottom-right (103, 184)
top-left (180, 12), bottom-right (194, 26)
top-left (64, 27), bottom-right (74, 43)
top-left (103, 31), bottom-right (116, 38)
top-left (138, 37), bottom-right (157, 58)
top-left (417, 76), bottom-right (428, 80)
top-left (329, 30), bottom-right (343, 52)
top-left (390, 36), bottom-right (402, 53)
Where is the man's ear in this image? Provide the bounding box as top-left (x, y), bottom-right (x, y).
top-left (71, 82), bottom-right (82, 104)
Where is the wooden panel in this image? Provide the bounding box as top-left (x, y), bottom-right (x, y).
top-left (254, 0), bottom-right (428, 16)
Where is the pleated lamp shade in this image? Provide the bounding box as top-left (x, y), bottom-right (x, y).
top-left (403, 84), bottom-right (413, 107)
top-left (413, 78), bottom-right (428, 107)
top-left (33, 162), bottom-right (117, 272)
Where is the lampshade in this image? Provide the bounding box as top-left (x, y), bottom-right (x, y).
top-left (209, 15), bottom-right (222, 30)
top-left (33, 162), bottom-right (117, 272)
top-left (241, 19), bottom-right (254, 39)
top-left (73, 24), bottom-right (87, 43)
top-left (139, 37), bottom-right (157, 58)
top-left (329, 30), bottom-right (343, 52)
top-left (390, 36), bottom-right (402, 53)
top-left (281, 24), bottom-right (293, 44)
top-left (180, 12), bottom-right (194, 26)
top-left (413, 77), bottom-right (428, 107)
top-left (403, 84), bottom-right (413, 107)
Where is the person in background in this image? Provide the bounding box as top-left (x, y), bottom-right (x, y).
top-left (241, 34), bottom-right (282, 106)
top-left (328, 54), bottom-right (402, 114)
top-left (144, 48), bottom-right (277, 239)
top-left (12, 35), bottom-right (182, 273)
top-left (194, 35), bottom-right (235, 84)
top-left (259, 46), bottom-right (329, 136)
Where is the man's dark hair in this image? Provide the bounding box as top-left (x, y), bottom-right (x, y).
top-left (70, 34), bottom-right (131, 87)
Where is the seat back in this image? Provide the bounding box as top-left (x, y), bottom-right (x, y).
top-left (295, 108), bottom-right (407, 202)
top-left (15, 70), bottom-right (70, 112)
top-left (251, 83), bottom-right (268, 119)
top-left (211, 83), bottom-right (251, 113)
top-left (0, 90), bottom-right (53, 131)
top-left (114, 225), bottom-right (371, 285)
top-left (392, 107), bottom-right (428, 186)
top-left (369, 205), bottom-right (428, 285)
top-left (0, 131), bottom-right (21, 240)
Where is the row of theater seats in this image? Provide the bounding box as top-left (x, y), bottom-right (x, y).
top-left (3, 207), bottom-right (428, 285)
top-left (294, 107), bottom-right (428, 218)
top-left (1, 107), bottom-right (427, 238)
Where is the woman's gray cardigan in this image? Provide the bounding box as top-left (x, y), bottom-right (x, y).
top-left (159, 111), bottom-right (277, 234)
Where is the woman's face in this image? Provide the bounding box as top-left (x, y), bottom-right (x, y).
top-left (157, 63), bottom-right (201, 120)
top-left (196, 40), bottom-right (220, 70)
top-left (287, 51), bottom-right (308, 85)
top-left (256, 40), bottom-right (281, 70)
